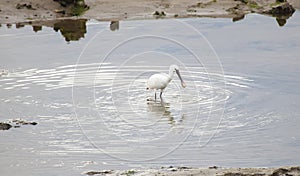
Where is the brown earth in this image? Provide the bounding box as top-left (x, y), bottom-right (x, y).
top-left (85, 166), bottom-right (300, 176)
top-left (0, 0), bottom-right (297, 24)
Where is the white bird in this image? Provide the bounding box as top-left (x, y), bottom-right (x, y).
top-left (146, 64), bottom-right (186, 101)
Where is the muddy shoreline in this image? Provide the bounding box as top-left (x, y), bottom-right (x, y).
top-left (0, 0), bottom-right (298, 24)
top-left (1, 1), bottom-right (299, 176)
top-left (85, 166), bottom-right (300, 176)
top-left (0, 0), bottom-right (298, 42)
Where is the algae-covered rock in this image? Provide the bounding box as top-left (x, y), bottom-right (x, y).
top-left (0, 122), bottom-right (12, 130)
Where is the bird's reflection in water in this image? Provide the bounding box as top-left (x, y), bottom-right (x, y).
top-left (147, 100), bottom-right (184, 126)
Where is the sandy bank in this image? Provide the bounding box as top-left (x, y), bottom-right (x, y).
top-left (0, 0), bottom-right (297, 24)
top-left (85, 166), bottom-right (300, 176)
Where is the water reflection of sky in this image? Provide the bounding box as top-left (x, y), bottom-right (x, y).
top-left (0, 11), bottom-right (300, 175)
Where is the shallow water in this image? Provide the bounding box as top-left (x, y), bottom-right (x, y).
top-left (1, 12), bottom-right (300, 175)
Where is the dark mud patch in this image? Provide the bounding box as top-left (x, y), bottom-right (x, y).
top-left (270, 166), bottom-right (300, 176)
top-left (16, 3), bottom-right (36, 10)
top-left (184, 0), bottom-right (296, 27)
top-left (222, 173), bottom-right (266, 176)
top-left (12, 119), bottom-right (38, 126)
top-left (0, 119), bottom-right (38, 131)
top-left (86, 170), bottom-right (113, 175)
top-left (262, 2), bottom-right (295, 26)
top-left (53, 0), bottom-right (89, 16)
top-left (226, 0), bottom-right (295, 26)
top-left (84, 166), bottom-right (300, 176)
top-left (0, 122), bottom-right (12, 130)
top-left (153, 11), bottom-right (167, 18)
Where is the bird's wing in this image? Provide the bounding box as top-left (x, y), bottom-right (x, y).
top-left (147, 73), bottom-right (171, 90)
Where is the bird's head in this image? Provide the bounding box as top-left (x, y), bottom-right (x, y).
top-left (170, 64), bottom-right (186, 88)
top-left (170, 64), bottom-right (179, 73)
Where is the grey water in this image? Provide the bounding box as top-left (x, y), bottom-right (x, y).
top-left (0, 12), bottom-right (300, 175)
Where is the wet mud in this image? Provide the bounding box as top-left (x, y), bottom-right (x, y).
top-left (0, 0), bottom-right (297, 25)
top-left (0, 119), bottom-right (37, 130)
top-left (85, 166), bottom-right (300, 176)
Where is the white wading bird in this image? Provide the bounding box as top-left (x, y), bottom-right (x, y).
top-left (146, 65), bottom-right (186, 101)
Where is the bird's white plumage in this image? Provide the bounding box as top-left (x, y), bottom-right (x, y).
top-left (146, 65), bottom-right (186, 100)
top-left (147, 73), bottom-right (171, 90)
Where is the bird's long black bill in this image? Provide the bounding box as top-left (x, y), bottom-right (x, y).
top-left (176, 69), bottom-right (186, 88)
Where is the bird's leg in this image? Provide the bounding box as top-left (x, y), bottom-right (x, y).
top-left (154, 92), bottom-right (157, 102)
top-left (160, 91), bottom-right (163, 100)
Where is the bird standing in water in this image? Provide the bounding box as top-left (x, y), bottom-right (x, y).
top-left (146, 65), bottom-right (186, 101)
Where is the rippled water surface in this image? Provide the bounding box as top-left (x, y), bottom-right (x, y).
top-left (1, 12), bottom-right (300, 175)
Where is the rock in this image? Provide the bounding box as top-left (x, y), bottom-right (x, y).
top-left (110, 21), bottom-right (119, 31)
top-left (290, 167), bottom-right (300, 172)
top-left (153, 11), bottom-right (160, 16)
top-left (238, 0), bottom-right (249, 4)
top-left (53, 0), bottom-right (89, 16)
top-left (86, 170), bottom-right (113, 175)
top-left (267, 2), bottom-right (295, 16)
top-left (16, 3), bottom-right (36, 10)
top-left (0, 122), bottom-right (12, 130)
top-left (223, 173), bottom-right (265, 176)
top-left (270, 168), bottom-right (289, 176)
top-left (32, 25), bottom-right (42, 32)
top-left (226, 4), bottom-right (243, 15)
top-left (262, 2), bottom-right (295, 27)
top-left (153, 11), bottom-right (166, 17)
top-left (232, 14), bottom-right (245, 22)
top-left (16, 23), bottom-right (24, 28)
top-left (269, 166), bottom-right (300, 176)
top-left (54, 9), bottom-right (66, 14)
top-left (53, 0), bottom-right (74, 7)
top-left (0, 119), bottom-right (38, 131)
top-left (12, 119), bottom-right (38, 125)
top-left (168, 168), bottom-right (177, 172)
top-left (178, 166), bottom-right (192, 170)
top-left (209, 166), bottom-right (219, 169)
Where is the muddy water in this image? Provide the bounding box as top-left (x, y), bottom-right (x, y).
top-left (1, 12), bottom-right (300, 175)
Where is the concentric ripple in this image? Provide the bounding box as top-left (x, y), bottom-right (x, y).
top-left (70, 62), bottom-right (252, 161)
top-left (0, 62), bottom-right (256, 161)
